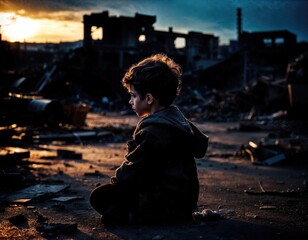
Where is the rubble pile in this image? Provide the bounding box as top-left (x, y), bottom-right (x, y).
top-left (238, 131), bottom-right (308, 165)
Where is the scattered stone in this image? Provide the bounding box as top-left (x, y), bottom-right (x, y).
top-left (192, 209), bottom-right (221, 221)
top-left (8, 214), bottom-right (28, 227)
top-left (36, 222), bottom-right (78, 235)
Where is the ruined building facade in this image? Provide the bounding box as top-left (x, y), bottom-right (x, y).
top-left (83, 11), bottom-right (219, 72)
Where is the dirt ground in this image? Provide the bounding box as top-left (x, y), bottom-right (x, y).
top-left (1, 112), bottom-right (308, 240)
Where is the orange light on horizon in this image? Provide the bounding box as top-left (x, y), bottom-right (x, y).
top-left (1, 12), bottom-right (83, 43)
top-left (1, 13), bottom-right (39, 42)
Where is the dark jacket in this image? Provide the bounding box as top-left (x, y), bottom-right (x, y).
top-left (112, 105), bottom-right (208, 221)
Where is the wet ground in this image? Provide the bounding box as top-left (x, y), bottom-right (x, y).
top-left (0, 112), bottom-right (308, 239)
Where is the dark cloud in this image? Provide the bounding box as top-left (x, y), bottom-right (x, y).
top-left (0, 0), bottom-right (138, 12)
top-left (0, 0), bottom-right (115, 20)
top-left (0, 0), bottom-right (98, 12)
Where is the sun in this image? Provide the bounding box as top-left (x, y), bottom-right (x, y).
top-left (1, 13), bottom-right (39, 42)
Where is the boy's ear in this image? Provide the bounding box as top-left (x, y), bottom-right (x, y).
top-left (146, 93), bottom-right (154, 104)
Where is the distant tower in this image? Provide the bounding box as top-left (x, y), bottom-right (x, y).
top-left (236, 8), bottom-right (247, 88)
top-left (237, 8), bottom-right (242, 41)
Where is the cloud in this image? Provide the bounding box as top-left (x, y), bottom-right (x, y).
top-left (0, 0), bottom-right (104, 20)
top-left (0, 0), bottom-right (150, 22)
top-left (0, 0), bottom-right (96, 12)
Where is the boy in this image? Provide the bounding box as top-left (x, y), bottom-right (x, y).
top-left (89, 53), bottom-right (208, 225)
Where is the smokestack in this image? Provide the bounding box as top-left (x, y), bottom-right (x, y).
top-left (237, 8), bottom-right (242, 40)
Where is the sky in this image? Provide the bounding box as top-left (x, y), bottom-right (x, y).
top-left (0, 0), bottom-right (307, 45)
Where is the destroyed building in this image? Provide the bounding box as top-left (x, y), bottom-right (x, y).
top-left (83, 11), bottom-right (219, 73)
top-left (183, 9), bottom-right (305, 91)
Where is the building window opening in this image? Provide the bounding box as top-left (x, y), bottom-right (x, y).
top-left (263, 38), bottom-right (272, 46)
top-left (139, 34), bottom-right (146, 42)
top-left (275, 38), bottom-right (285, 45)
top-left (175, 37), bottom-right (185, 49)
top-left (91, 26), bottom-right (103, 40)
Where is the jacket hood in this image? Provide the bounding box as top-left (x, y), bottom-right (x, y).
top-left (135, 105), bottom-right (208, 158)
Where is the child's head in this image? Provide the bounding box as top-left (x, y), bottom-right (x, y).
top-left (122, 53), bottom-right (182, 107)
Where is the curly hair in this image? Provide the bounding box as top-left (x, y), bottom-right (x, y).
top-left (122, 53), bottom-right (182, 106)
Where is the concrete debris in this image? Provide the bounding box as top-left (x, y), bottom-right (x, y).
top-left (8, 214), bottom-right (29, 228)
top-left (84, 170), bottom-right (108, 178)
top-left (238, 132), bottom-right (308, 165)
top-left (50, 196), bottom-right (84, 202)
top-left (0, 147), bottom-right (30, 165)
top-left (31, 130), bottom-right (112, 142)
top-left (192, 209), bottom-right (221, 222)
top-left (36, 222), bottom-right (78, 236)
top-left (259, 206), bottom-right (277, 210)
top-left (57, 149), bottom-right (82, 159)
top-left (6, 184), bottom-right (70, 203)
top-left (63, 103), bottom-right (91, 126)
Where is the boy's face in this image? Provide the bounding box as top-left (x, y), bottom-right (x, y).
top-left (128, 85), bottom-right (151, 117)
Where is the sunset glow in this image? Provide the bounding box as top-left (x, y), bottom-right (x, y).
top-left (0, 12), bottom-right (83, 43)
top-left (1, 13), bottom-right (39, 42)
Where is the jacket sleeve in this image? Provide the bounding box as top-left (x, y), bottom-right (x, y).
top-left (111, 129), bottom-right (159, 185)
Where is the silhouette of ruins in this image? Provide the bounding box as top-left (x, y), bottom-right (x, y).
top-left (83, 11), bottom-right (219, 72)
top-left (81, 10), bottom-right (302, 90)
